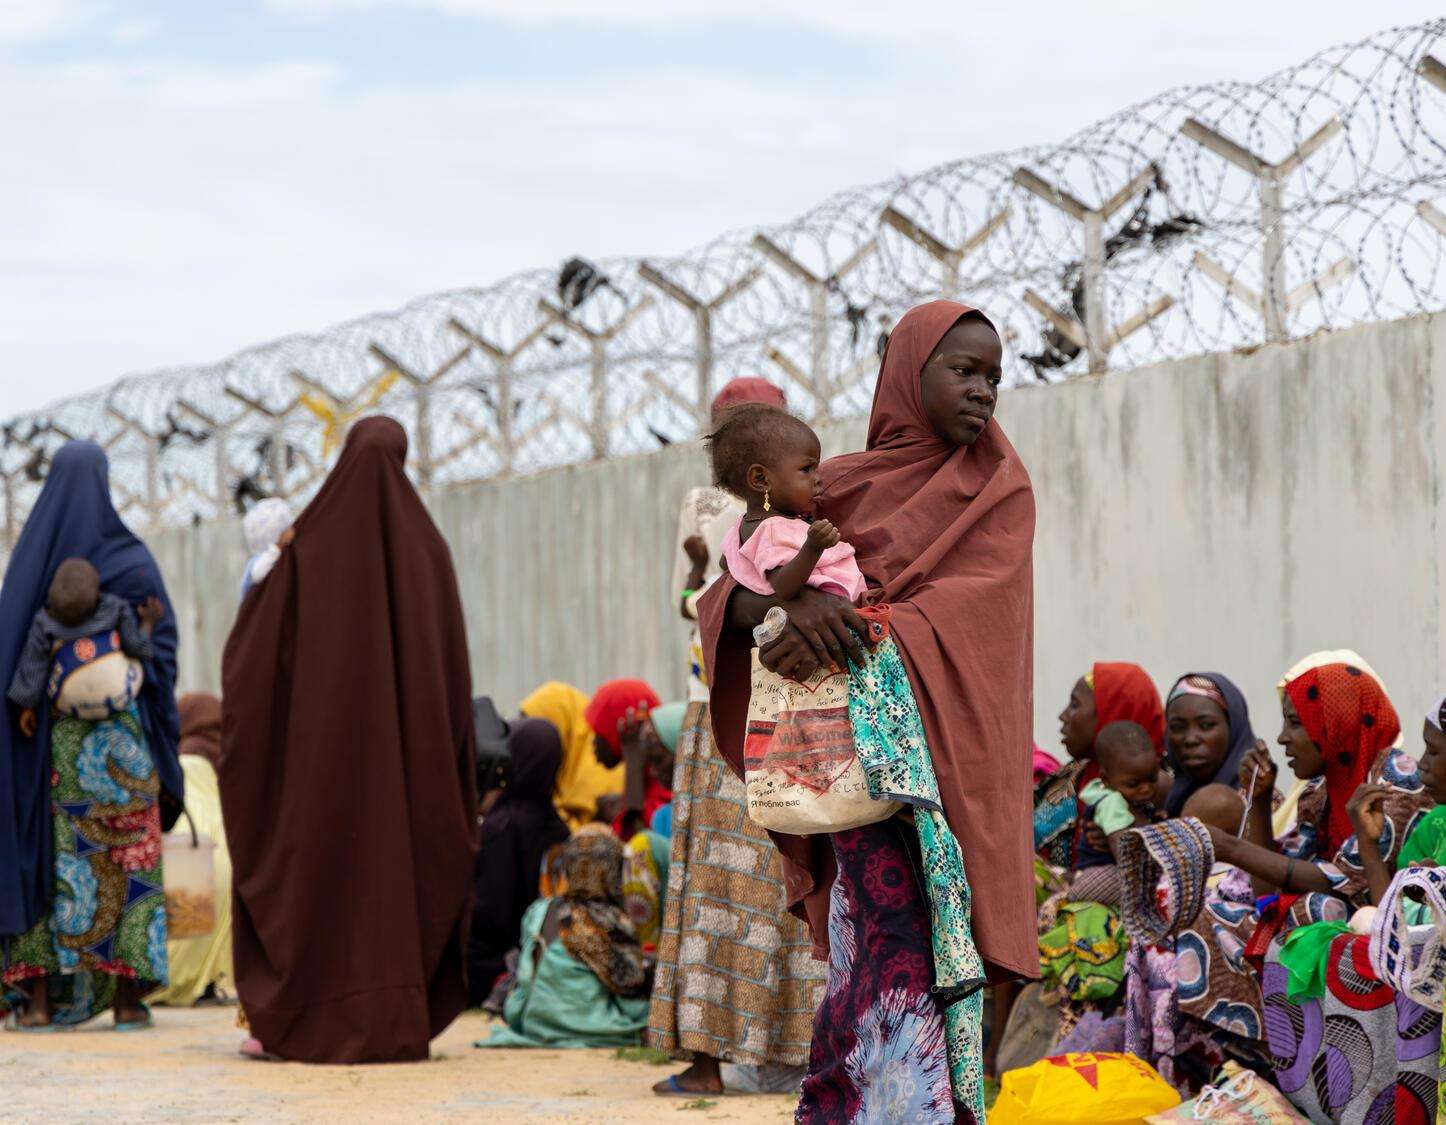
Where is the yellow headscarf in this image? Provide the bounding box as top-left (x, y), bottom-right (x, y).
top-left (520, 682), bottom-right (624, 831)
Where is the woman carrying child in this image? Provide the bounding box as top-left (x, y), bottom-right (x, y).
top-left (650, 376), bottom-right (826, 1100)
top-left (0, 441), bottom-right (181, 1030)
top-left (699, 300), bottom-right (1035, 1122)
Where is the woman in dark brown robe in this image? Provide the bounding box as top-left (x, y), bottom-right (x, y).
top-left (218, 416), bottom-right (479, 1064)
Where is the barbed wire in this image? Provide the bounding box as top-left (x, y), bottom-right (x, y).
top-left (5, 18), bottom-right (1446, 540)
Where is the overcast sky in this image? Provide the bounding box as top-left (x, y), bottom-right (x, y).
top-left (2, 0), bottom-right (1440, 415)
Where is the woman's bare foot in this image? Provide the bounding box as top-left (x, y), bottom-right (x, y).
top-left (654, 1055), bottom-right (724, 1096)
top-left (112, 979), bottom-right (148, 1026)
top-left (239, 1036), bottom-right (280, 1061)
top-left (19, 978), bottom-right (51, 1027)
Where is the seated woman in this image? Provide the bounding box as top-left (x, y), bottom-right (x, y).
top-left (1204, 651), bottom-right (1428, 935)
top-left (1163, 673), bottom-right (1257, 816)
top-left (476, 828), bottom-right (650, 1049)
top-left (520, 682), bottom-right (623, 831)
top-left (1159, 651), bottom-right (1429, 1081)
top-left (584, 679), bottom-right (668, 840)
top-left (618, 702), bottom-right (682, 950)
top-left (1038, 661), bottom-right (1166, 890)
top-left (468, 717), bottom-right (571, 1008)
top-left (1248, 691), bottom-right (1446, 1123)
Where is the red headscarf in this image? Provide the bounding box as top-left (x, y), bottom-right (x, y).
top-left (1093, 662), bottom-right (1165, 754)
top-left (710, 377), bottom-right (786, 420)
top-left (585, 679), bottom-right (662, 753)
top-left (1283, 661), bottom-right (1400, 855)
top-left (700, 300), bottom-right (1037, 983)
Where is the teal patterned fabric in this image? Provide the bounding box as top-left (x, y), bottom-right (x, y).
top-left (848, 636), bottom-right (985, 1120)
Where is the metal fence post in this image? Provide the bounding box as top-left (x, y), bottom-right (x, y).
top-left (1180, 116), bottom-right (1347, 343)
top-left (1013, 165), bottom-right (1172, 373)
top-left (638, 261), bottom-right (760, 429)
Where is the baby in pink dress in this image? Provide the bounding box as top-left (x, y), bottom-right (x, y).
top-left (708, 403), bottom-right (867, 604)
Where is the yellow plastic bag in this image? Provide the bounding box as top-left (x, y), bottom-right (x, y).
top-left (992, 1053), bottom-right (1181, 1125)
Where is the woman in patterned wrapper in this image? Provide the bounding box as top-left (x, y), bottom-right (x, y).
top-left (649, 377), bottom-right (827, 1098)
top-left (0, 442), bottom-right (182, 1032)
top-left (698, 301), bottom-right (1036, 1122)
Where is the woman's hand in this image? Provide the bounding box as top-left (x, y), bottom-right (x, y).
top-left (1346, 782), bottom-right (1390, 844)
top-left (1239, 742), bottom-right (1277, 805)
top-left (759, 588), bottom-right (871, 681)
top-left (1083, 822), bottom-right (1109, 854)
top-left (618, 707), bottom-right (650, 761)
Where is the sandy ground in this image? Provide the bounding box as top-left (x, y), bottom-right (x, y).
top-left (1, 1005), bottom-right (799, 1123)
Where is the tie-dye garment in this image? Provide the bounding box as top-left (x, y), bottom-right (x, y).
top-left (847, 636), bottom-right (986, 1119)
top-left (796, 820), bottom-right (960, 1124)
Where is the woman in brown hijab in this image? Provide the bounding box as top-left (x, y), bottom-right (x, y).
top-left (219, 416), bottom-right (479, 1064)
top-left (699, 301), bottom-right (1035, 1121)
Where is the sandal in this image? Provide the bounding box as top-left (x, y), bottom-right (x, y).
top-left (652, 1074), bottom-right (727, 1098)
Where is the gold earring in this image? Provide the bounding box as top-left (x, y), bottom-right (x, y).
top-left (763, 488), bottom-right (771, 512)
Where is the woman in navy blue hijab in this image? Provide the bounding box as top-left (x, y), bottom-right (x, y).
top-left (1163, 672), bottom-right (1257, 816)
top-left (0, 441), bottom-right (180, 1028)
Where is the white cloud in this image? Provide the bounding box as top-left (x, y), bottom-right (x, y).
top-left (267, 0), bottom-right (1442, 55)
top-left (0, 0), bottom-right (104, 43)
top-left (110, 18), bottom-right (161, 45)
top-left (0, 59), bottom-right (989, 414)
top-left (4, 2), bottom-right (1444, 414)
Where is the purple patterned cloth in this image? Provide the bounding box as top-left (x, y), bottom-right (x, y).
top-left (797, 819), bottom-right (962, 1123)
top-left (1262, 932), bottom-right (1439, 1124)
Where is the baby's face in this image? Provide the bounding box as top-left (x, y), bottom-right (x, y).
top-left (765, 431), bottom-right (823, 518)
top-left (1102, 760), bottom-right (1160, 807)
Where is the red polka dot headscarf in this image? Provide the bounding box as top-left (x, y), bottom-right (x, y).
top-left (1280, 650), bottom-right (1400, 855)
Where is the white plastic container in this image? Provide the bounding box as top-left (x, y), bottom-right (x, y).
top-left (162, 811), bottom-right (217, 939)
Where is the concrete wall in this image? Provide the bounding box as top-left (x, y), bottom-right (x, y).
top-left (147, 312), bottom-right (1445, 759)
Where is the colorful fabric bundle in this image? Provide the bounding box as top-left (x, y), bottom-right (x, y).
top-left (1124, 941), bottom-right (1183, 1086)
top-left (1117, 817), bottom-right (1214, 946)
top-left (1039, 902), bottom-right (1129, 1002)
top-left (1368, 864), bottom-right (1446, 1012)
top-left (1262, 932), bottom-right (1439, 1123)
top-left (1145, 1061), bottom-right (1309, 1123)
top-left (1277, 920), bottom-right (1353, 1000)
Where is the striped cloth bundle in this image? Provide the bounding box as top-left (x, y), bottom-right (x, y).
top-left (1116, 817), bottom-right (1214, 946)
